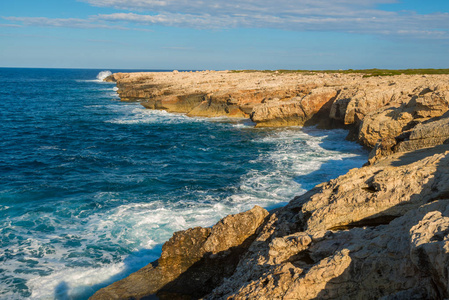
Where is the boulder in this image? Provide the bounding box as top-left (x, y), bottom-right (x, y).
top-left (90, 206), bottom-right (268, 300)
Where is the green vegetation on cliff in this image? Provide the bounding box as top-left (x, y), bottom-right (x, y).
top-left (232, 68), bottom-right (449, 77)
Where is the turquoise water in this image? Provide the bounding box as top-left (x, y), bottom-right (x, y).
top-left (0, 68), bottom-right (368, 299)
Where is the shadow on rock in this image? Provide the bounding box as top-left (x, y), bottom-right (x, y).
top-left (81, 246), bottom-right (163, 299)
top-left (89, 206), bottom-right (270, 300)
top-left (313, 150), bottom-right (449, 299)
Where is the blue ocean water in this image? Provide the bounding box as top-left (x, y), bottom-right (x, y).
top-left (0, 68), bottom-right (368, 299)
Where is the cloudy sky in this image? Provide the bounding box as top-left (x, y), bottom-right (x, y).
top-left (1, 0), bottom-right (448, 69)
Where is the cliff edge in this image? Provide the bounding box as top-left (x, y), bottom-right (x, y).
top-left (91, 71), bottom-right (449, 299)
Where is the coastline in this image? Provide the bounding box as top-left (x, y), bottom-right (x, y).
top-left (92, 70), bottom-right (449, 299)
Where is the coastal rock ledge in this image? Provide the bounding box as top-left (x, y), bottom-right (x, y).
top-left (92, 71), bottom-right (449, 299)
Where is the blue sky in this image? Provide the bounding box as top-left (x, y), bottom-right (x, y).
top-left (1, 0), bottom-right (448, 70)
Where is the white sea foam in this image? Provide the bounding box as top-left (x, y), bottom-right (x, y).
top-left (28, 260), bottom-right (127, 299)
top-left (239, 128), bottom-right (365, 201)
top-left (2, 121), bottom-right (367, 299)
top-left (75, 71), bottom-right (115, 83)
top-left (106, 107), bottom-right (200, 125)
top-left (96, 70), bottom-right (112, 81)
top-left (20, 198), bottom-right (246, 299)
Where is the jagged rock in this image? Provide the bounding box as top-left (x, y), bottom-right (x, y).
top-left (251, 87), bottom-right (337, 127)
top-left (299, 146), bottom-right (449, 232)
top-left (103, 75), bottom-right (116, 82)
top-left (90, 206), bottom-right (268, 300)
top-left (395, 113), bottom-right (449, 153)
top-left (410, 208), bottom-right (449, 298)
top-left (358, 104), bottom-right (414, 148)
top-left (108, 71), bottom-right (327, 120)
top-left (107, 71), bottom-right (449, 147)
top-left (367, 136), bottom-right (397, 164)
top-left (359, 88), bottom-right (449, 149)
top-left (205, 146), bottom-right (449, 299)
top-left (250, 97), bottom-right (306, 127)
top-left (329, 82), bottom-right (414, 126)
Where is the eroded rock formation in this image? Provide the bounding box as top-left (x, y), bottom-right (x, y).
top-left (206, 146), bottom-right (449, 299)
top-left (91, 206), bottom-right (269, 300)
top-left (107, 71), bottom-right (449, 149)
top-left (92, 71), bottom-right (449, 299)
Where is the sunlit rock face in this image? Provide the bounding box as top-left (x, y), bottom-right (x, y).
top-left (109, 71), bottom-right (449, 146)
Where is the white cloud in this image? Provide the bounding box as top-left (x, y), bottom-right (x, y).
top-left (82, 0), bottom-right (399, 16)
top-left (84, 0), bottom-right (449, 40)
top-left (94, 10), bottom-right (449, 40)
top-left (2, 16), bottom-right (129, 30)
top-left (4, 0), bottom-right (449, 40)
top-left (0, 23), bottom-right (22, 27)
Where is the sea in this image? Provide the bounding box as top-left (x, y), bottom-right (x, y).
top-left (0, 68), bottom-right (368, 299)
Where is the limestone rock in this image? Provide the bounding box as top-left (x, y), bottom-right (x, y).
top-left (206, 146), bottom-right (449, 299)
top-left (89, 227), bottom-right (211, 300)
top-left (410, 208), bottom-right (449, 298)
top-left (250, 98), bottom-right (306, 126)
top-left (110, 71), bottom-right (449, 142)
top-left (395, 113), bottom-right (449, 153)
top-left (329, 83), bottom-right (411, 126)
top-left (358, 104), bottom-right (414, 148)
top-left (90, 206), bottom-right (268, 300)
top-left (359, 88), bottom-right (449, 149)
top-left (300, 147), bottom-right (449, 232)
top-left (251, 87), bottom-right (337, 127)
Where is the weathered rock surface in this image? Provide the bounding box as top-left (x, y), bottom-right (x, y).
top-left (366, 107), bottom-right (449, 164)
top-left (359, 87), bottom-right (449, 148)
top-left (97, 71), bottom-right (449, 299)
top-left (205, 145), bottom-right (449, 300)
top-left (90, 206), bottom-right (268, 300)
top-left (396, 113), bottom-right (449, 153)
top-left (251, 87), bottom-right (338, 127)
top-left (108, 71), bottom-right (449, 151)
top-left (108, 71), bottom-right (334, 123)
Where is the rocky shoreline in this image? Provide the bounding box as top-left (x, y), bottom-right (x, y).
top-left (92, 71), bottom-right (449, 299)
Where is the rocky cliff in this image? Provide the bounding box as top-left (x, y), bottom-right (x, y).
top-left (92, 71), bottom-right (449, 299)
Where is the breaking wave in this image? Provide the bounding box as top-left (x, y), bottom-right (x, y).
top-left (96, 70), bottom-right (112, 81)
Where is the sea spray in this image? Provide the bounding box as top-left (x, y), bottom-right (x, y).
top-left (96, 70), bottom-right (112, 81)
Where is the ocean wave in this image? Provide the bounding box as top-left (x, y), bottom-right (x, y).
top-left (16, 197), bottom-right (251, 299)
top-left (106, 108), bottom-right (202, 125)
top-left (0, 126), bottom-right (367, 299)
top-left (96, 71), bottom-right (112, 81)
top-left (75, 71), bottom-right (114, 83)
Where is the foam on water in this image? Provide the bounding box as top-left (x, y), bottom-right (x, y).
top-left (107, 107), bottom-right (200, 125)
top-left (76, 71), bottom-right (115, 83)
top-left (4, 128), bottom-right (364, 299)
top-left (0, 69), bottom-right (368, 299)
top-left (96, 71), bottom-right (112, 81)
top-left (226, 128), bottom-right (367, 207)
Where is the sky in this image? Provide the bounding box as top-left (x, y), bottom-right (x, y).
top-left (1, 0), bottom-right (448, 70)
